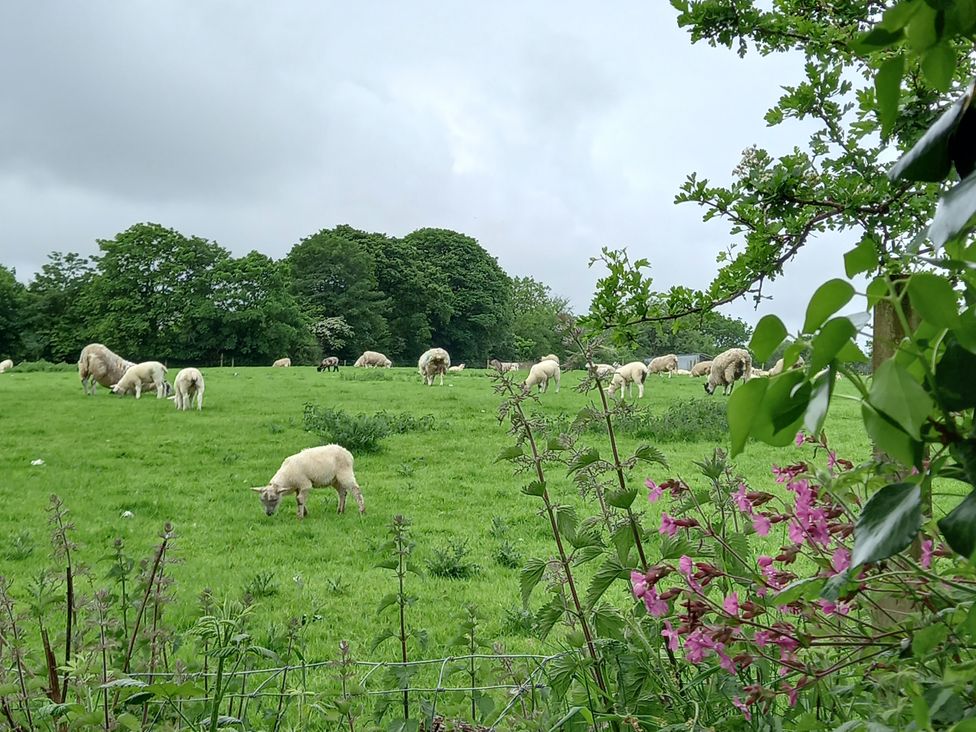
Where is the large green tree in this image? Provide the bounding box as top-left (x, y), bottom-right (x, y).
top-left (24, 252), bottom-right (95, 362)
top-left (509, 276), bottom-right (571, 361)
top-left (402, 228), bottom-right (513, 364)
top-left (0, 264), bottom-right (28, 361)
top-left (286, 228), bottom-right (390, 360)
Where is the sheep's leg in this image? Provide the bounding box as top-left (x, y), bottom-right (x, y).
top-left (337, 486), bottom-right (346, 514)
top-left (134, 383), bottom-right (142, 399)
top-left (350, 482), bottom-right (365, 514)
top-left (554, 370), bottom-right (560, 393)
top-left (637, 382), bottom-right (644, 399)
top-left (296, 492), bottom-right (308, 519)
top-left (196, 390), bottom-right (203, 410)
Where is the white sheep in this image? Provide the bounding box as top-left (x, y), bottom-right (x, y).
top-left (354, 350), bottom-right (392, 368)
top-left (272, 357), bottom-right (292, 368)
top-left (172, 367), bottom-right (205, 411)
top-left (448, 363), bottom-right (466, 372)
top-left (250, 444), bottom-right (365, 519)
top-left (590, 363), bottom-right (617, 379)
top-left (418, 347), bottom-right (451, 386)
top-left (690, 360), bottom-right (713, 377)
top-left (608, 361), bottom-right (649, 399)
top-left (522, 359), bottom-right (560, 393)
top-left (769, 355), bottom-right (806, 376)
top-left (78, 343), bottom-right (135, 396)
top-left (648, 354), bottom-right (679, 378)
top-left (111, 361), bottom-right (169, 399)
top-left (750, 367), bottom-right (770, 378)
top-left (675, 368), bottom-right (692, 376)
top-left (488, 358), bottom-right (519, 373)
top-left (540, 354), bottom-right (560, 364)
top-left (0, 359), bottom-right (12, 373)
top-left (704, 348), bottom-right (752, 396)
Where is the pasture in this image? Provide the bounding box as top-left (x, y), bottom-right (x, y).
top-left (0, 366), bottom-right (872, 663)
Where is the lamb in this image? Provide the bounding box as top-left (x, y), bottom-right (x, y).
top-left (522, 359), bottom-right (560, 394)
top-left (608, 361), bottom-right (649, 399)
top-left (448, 363), bottom-right (466, 372)
top-left (675, 368), bottom-right (692, 376)
top-left (690, 360), bottom-right (713, 377)
top-left (704, 348), bottom-right (752, 396)
top-left (418, 347), bottom-right (451, 386)
top-left (272, 357), bottom-right (292, 367)
top-left (0, 359), bottom-right (12, 373)
top-left (111, 361), bottom-right (169, 399)
top-left (78, 343), bottom-right (136, 396)
top-left (648, 354), bottom-right (679, 378)
top-left (250, 444), bottom-right (365, 519)
top-left (750, 367), bottom-right (770, 378)
top-left (540, 354), bottom-right (560, 364)
top-left (172, 367), bottom-right (205, 411)
top-left (590, 363), bottom-right (617, 379)
top-left (769, 355), bottom-right (806, 376)
top-left (488, 358), bottom-right (519, 373)
top-left (353, 350), bottom-right (392, 368)
top-left (317, 356), bottom-right (339, 372)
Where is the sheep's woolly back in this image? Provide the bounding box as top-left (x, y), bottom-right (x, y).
top-left (648, 354), bottom-right (679, 374)
top-left (489, 359), bottom-right (519, 373)
top-left (0, 359), bottom-right (12, 373)
top-left (769, 355), bottom-right (805, 376)
top-left (355, 350), bottom-right (391, 367)
top-left (540, 354), bottom-right (560, 364)
top-left (173, 367), bottom-right (205, 410)
top-left (113, 361), bottom-right (168, 393)
top-left (269, 444), bottom-right (357, 492)
top-left (608, 361), bottom-right (648, 396)
top-left (690, 360), bottom-right (713, 377)
top-left (707, 348), bottom-right (752, 390)
top-left (418, 348), bottom-right (451, 383)
top-left (272, 357), bottom-right (291, 367)
top-left (78, 343), bottom-right (135, 390)
top-left (524, 359), bottom-right (560, 391)
top-left (591, 363), bottom-right (616, 379)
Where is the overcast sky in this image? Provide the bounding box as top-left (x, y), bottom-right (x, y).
top-left (0, 2), bottom-right (862, 332)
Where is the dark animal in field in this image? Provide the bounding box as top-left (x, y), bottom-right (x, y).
top-left (317, 356), bottom-right (339, 372)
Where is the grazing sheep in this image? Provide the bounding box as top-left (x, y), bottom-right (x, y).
top-left (590, 363), bottom-right (617, 379)
top-left (250, 444), bottom-right (365, 519)
top-left (354, 350), bottom-right (392, 368)
top-left (111, 361), bottom-right (169, 399)
top-left (172, 367), bottom-right (205, 411)
top-left (750, 367), bottom-right (770, 378)
top-left (769, 355), bottom-right (806, 376)
top-left (488, 358), bottom-right (519, 373)
top-left (0, 359), bottom-right (12, 373)
top-left (317, 357), bottom-right (339, 372)
top-left (418, 347), bottom-right (451, 386)
top-left (608, 361), bottom-right (649, 399)
top-left (675, 368), bottom-right (692, 376)
top-left (523, 359), bottom-right (560, 394)
top-left (272, 357), bottom-right (292, 368)
top-left (648, 354), bottom-right (679, 378)
top-left (540, 354), bottom-right (560, 364)
top-left (704, 348), bottom-right (752, 396)
top-left (690, 360), bottom-right (713, 377)
top-left (78, 343), bottom-right (135, 396)
top-left (448, 363), bottom-right (466, 372)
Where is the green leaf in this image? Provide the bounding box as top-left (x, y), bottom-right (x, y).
top-left (876, 53), bottom-right (905, 137)
top-left (376, 593), bottom-right (399, 614)
top-left (495, 445), bottom-right (524, 462)
top-left (116, 713), bottom-right (142, 731)
top-left (913, 693), bottom-right (931, 730)
top-left (749, 314), bottom-right (788, 362)
top-left (611, 522), bottom-right (635, 564)
top-left (521, 480), bottom-right (546, 497)
top-left (584, 555), bottom-right (627, 611)
top-left (606, 486), bottom-right (638, 510)
top-left (936, 337), bottom-right (976, 410)
top-left (880, 0), bottom-right (922, 31)
top-left (930, 169), bottom-right (976, 250)
top-left (727, 377), bottom-right (768, 456)
top-left (567, 447), bottom-right (600, 474)
top-left (890, 83), bottom-right (973, 182)
top-left (803, 279), bottom-right (855, 334)
top-left (634, 444), bottom-right (668, 467)
top-left (808, 317), bottom-right (857, 372)
top-left (905, 3), bottom-right (938, 50)
top-left (852, 25), bottom-right (904, 52)
top-left (803, 368), bottom-right (833, 435)
top-left (909, 272), bottom-right (960, 328)
top-left (922, 43), bottom-right (957, 92)
top-left (851, 482), bottom-right (922, 569)
top-left (913, 623), bottom-right (949, 657)
top-left (844, 235), bottom-right (879, 277)
top-left (520, 558), bottom-right (546, 605)
top-left (556, 505), bottom-right (578, 543)
top-left (938, 489), bottom-right (976, 558)
top-left (774, 577), bottom-right (826, 605)
top-left (869, 359), bottom-right (934, 439)
top-left (862, 402), bottom-right (924, 466)
top-left (535, 594), bottom-right (565, 639)
top-left (757, 370), bottom-right (811, 437)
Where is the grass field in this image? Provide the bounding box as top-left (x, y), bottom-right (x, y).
top-left (0, 366), bottom-right (873, 664)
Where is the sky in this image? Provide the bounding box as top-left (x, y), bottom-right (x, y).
top-left (0, 2), bottom-right (863, 332)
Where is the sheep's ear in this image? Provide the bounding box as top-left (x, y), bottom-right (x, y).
top-left (250, 486), bottom-right (267, 492)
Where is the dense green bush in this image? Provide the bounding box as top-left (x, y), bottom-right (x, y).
top-left (302, 403), bottom-right (435, 452)
top-left (8, 359), bottom-right (76, 372)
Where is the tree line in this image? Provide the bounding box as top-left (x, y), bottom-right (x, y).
top-left (0, 221), bottom-right (751, 367)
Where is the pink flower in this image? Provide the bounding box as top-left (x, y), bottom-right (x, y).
top-left (630, 570), bottom-right (648, 599)
top-left (659, 512), bottom-right (678, 538)
top-left (788, 521), bottom-right (805, 545)
top-left (723, 592), bottom-right (740, 616)
top-left (732, 483), bottom-right (752, 513)
top-left (753, 630), bottom-right (774, 647)
top-left (732, 696), bottom-right (752, 721)
top-left (827, 451), bottom-right (837, 470)
top-left (781, 682), bottom-right (798, 707)
top-left (683, 628), bottom-right (711, 664)
top-left (921, 538), bottom-right (934, 569)
top-left (752, 513), bottom-right (771, 536)
top-left (679, 555), bottom-right (694, 577)
top-left (717, 648), bottom-right (736, 674)
top-left (645, 478), bottom-right (663, 503)
top-left (661, 620), bottom-right (679, 652)
top-left (817, 599), bottom-right (851, 616)
top-left (795, 431), bottom-right (804, 447)
top-left (643, 586), bottom-right (668, 617)
top-left (831, 547), bottom-right (851, 574)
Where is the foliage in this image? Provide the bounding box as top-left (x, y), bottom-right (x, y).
top-left (425, 539), bottom-right (481, 580)
top-left (6, 359), bottom-right (76, 372)
top-left (0, 264), bottom-right (28, 361)
top-left (302, 403), bottom-right (435, 452)
top-left (509, 276), bottom-right (572, 362)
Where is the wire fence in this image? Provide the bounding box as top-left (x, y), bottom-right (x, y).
top-left (118, 650), bottom-right (572, 730)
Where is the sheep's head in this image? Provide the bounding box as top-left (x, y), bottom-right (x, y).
top-left (251, 485), bottom-right (282, 516)
top-left (704, 382), bottom-right (715, 395)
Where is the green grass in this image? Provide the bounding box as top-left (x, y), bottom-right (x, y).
top-left (0, 367), bottom-right (872, 662)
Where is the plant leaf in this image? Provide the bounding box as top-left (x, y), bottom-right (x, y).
top-left (750, 314), bottom-right (788, 363)
top-left (890, 81), bottom-right (974, 182)
top-left (803, 279), bottom-right (855, 334)
top-left (938, 489), bottom-right (976, 559)
top-left (727, 377), bottom-right (768, 456)
top-left (876, 53), bottom-right (905, 137)
top-left (922, 43), bottom-right (956, 92)
top-left (851, 482), bottom-right (922, 569)
top-left (930, 169), bottom-right (976, 250)
top-left (520, 558), bottom-right (547, 605)
top-left (844, 235), bottom-right (879, 277)
top-left (869, 359), bottom-right (934, 439)
top-left (908, 272), bottom-right (960, 328)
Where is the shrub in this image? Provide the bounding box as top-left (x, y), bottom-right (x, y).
top-left (10, 359), bottom-right (76, 372)
top-left (425, 539), bottom-right (480, 579)
top-left (303, 404), bottom-right (435, 452)
top-left (494, 540), bottom-right (522, 569)
top-left (640, 398), bottom-right (728, 442)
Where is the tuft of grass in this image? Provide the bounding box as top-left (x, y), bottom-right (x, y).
top-left (425, 539), bottom-right (481, 579)
top-left (302, 404), bottom-right (434, 452)
top-left (4, 530), bottom-right (35, 560)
